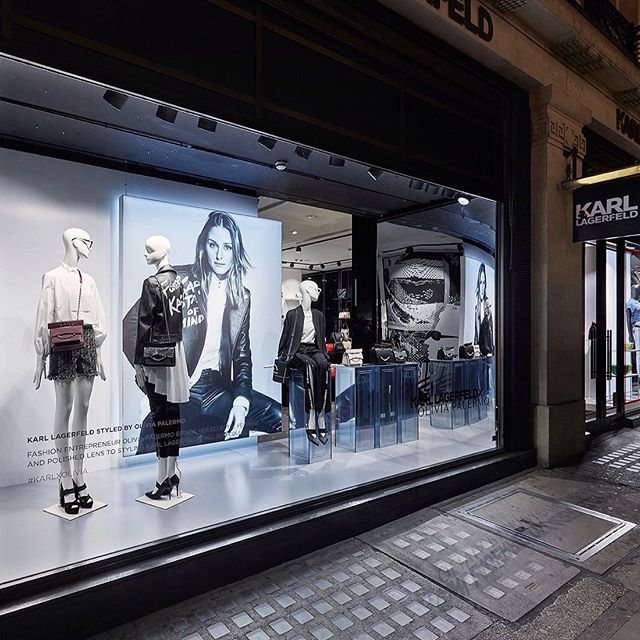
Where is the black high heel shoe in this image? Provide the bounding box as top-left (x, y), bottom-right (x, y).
top-left (73, 481), bottom-right (94, 509)
top-left (59, 482), bottom-right (80, 515)
top-left (169, 473), bottom-right (181, 498)
top-left (306, 427), bottom-right (320, 446)
top-left (316, 419), bottom-right (329, 446)
top-left (145, 477), bottom-right (172, 500)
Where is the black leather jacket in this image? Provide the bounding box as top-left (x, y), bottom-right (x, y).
top-left (277, 306), bottom-right (328, 362)
top-left (134, 265), bottom-right (184, 365)
top-left (124, 264), bottom-right (252, 403)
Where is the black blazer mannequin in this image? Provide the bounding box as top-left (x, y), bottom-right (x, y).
top-left (276, 280), bottom-right (330, 445)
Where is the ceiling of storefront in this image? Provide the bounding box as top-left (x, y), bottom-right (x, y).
top-left (0, 55), bottom-right (496, 251)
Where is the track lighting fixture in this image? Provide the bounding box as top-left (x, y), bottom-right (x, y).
top-left (409, 179), bottom-right (425, 190)
top-left (296, 246), bottom-right (302, 253)
top-left (295, 146), bottom-right (312, 159)
top-left (320, 264), bottom-right (325, 269)
top-left (368, 167), bottom-right (384, 181)
top-left (156, 105), bottom-right (178, 123)
top-left (289, 262), bottom-right (294, 268)
top-left (258, 135), bottom-right (277, 150)
top-left (309, 265), bottom-right (314, 270)
top-left (337, 261), bottom-right (342, 267)
top-left (197, 117), bottom-right (217, 133)
top-left (103, 90), bottom-right (128, 110)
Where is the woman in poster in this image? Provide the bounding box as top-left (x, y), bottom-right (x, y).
top-left (124, 211), bottom-right (282, 452)
top-left (473, 262), bottom-right (494, 356)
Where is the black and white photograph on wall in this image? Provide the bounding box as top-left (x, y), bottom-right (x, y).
top-left (462, 250), bottom-right (496, 353)
top-left (122, 197), bottom-right (283, 455)
top-left (380, 249), bottom-right (461, 363)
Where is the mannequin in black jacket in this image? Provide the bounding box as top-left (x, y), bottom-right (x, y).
top-left (276, 280), bottom-right (330, 445)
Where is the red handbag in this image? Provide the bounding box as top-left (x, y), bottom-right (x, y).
top-left (48, 270), bottom-right (85, 352)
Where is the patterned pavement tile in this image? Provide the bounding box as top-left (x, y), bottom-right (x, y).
top-left (358, 509), bottom-right (579, 622)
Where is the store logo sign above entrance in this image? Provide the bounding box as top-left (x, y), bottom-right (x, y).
top-left (573, 177), bottom-right (640, 242)
top-left (424, 0), bottom-right (494, 42)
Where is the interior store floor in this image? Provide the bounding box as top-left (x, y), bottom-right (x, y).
top-left (0, 416), bottom-right (495, 587)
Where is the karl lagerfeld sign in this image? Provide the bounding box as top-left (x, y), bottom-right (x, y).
top-left (573, 177), bottom-right (640, 242)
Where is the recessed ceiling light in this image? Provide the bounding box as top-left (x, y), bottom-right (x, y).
top-left (368, 167), bottom-right (385, 181)
top-left (457, 196), bottom-right (470, 205)
top-left (296, 246), bottom-right (302, 253)
top-left (292, 230), bottom-right (298, 235)
top-left (156, 105), bottom-right (178, 123)
top-left (197, 117), bottom-right (217, 133)
top-left (329, 156), bottom-right (345, 167)
top-left (103, 90), bottom-right (128, 110)
top-left (258, 135), bottom-right (277, 150)
top-left (307, 215), bottom-right (314, 219)
top-left (274, 160), bottom-right (287, 171)
top-left (409, 179), bottom-right (425, 190)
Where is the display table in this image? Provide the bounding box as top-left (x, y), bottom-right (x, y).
top-left (427, 357), bottom-right (490, 429)
top-left (288, 368), bottom-right (332, 464)
top-left (335, 362), bottom-right (419, 451)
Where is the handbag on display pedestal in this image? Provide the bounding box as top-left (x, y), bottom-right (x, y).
top-left (459, 343), bottom-right (474, 359)
top-left (370, 346), bottom-right (394, 365)
top-left (343, 348), bottom-right (364, 366)
top-left (437, 346), bottom-right (455, 360)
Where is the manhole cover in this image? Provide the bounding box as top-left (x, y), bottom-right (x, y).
top-left (454, 489), bottom-right (635, 562)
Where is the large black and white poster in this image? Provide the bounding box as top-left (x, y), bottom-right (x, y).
top-left (381, 250), bottom-right (461, 362)
top-left (121, 196), bottom-right (282, 455)
top-left (573, 176), bottom-right (640, 242)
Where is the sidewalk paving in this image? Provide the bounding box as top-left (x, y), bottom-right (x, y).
top-left (92, 428), bottom-right (640, 640)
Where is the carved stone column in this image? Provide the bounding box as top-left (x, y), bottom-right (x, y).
top-left (529, 85), bottom-right (590, 467)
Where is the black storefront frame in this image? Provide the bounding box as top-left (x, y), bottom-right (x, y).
top-left (0, 2), bottom-right (532, 637)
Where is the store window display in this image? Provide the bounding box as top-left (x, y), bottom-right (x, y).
top-left (34, 228), bottom-right (106, 515)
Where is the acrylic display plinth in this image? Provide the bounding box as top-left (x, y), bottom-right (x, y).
top-left (428, 357), bottom-right (491, 429)
top-left (335, 362), bottom-right (419, 450)
top-left (335, 364), bottom-right (375, 452)
top-left (288, 369), bottom-right (332, 464)
top-left (398, 362), bottom-right (419, 443)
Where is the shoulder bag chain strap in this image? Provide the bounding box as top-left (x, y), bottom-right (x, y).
top-left (153, 275), bottom-right (172, 338)
top-left (76, 269), bottom-right (83, 320)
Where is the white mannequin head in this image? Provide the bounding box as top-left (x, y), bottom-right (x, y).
top-left (144, 235), bottom-right (171, 269)
top-left (62, 228), bottom-right (93, 261)
top-left (300, 280), bottom-right (321, 302)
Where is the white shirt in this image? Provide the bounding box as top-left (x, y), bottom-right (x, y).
top-left (301, 309), bottom-right (316, 344)
top-left (190, 277), bottom-right (250, 412)
top-left (35, 262), bottom-right (107, 358)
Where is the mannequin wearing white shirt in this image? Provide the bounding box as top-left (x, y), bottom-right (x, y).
top-left (34, 228), bottom-right (106, 513)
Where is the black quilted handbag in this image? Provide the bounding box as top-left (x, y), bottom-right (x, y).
top-left (437, 346), bottom-right (455, 360)
top-left (143, 345), bottom-right (176, 367)
top-left (459, 343), bottom-right (474, 359)
top-left (272, 358), bottom-right (289, 383)
top-left (371, 346), bottom-right (395, 365)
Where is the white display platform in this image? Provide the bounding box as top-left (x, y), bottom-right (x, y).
top-left (43, 500), bottom-right (108, 521)
top-left (136, 492), bottom-right (194, 509)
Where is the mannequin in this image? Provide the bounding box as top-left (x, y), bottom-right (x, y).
top-left (134, 236), bottom-right (189, 500)
top-left (275, 280), bottom-right (330, 445)
top-left (34, 228), bottom-right (107, 515)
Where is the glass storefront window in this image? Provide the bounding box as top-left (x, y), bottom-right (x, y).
top-left (0, 55), bottom-right (503, 589)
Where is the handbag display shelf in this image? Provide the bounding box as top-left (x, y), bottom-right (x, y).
top-left (287, 368), bottom-right (332, 464)
top-left (427, 357), bottom-right (490, 429)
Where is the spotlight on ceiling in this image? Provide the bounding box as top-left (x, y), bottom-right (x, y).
top-left (320, 264), bottom-right (325, 269)
top-left (457, 195), bottom-right (470, 206)
top-left (103, 90), bottom-right (128, 110)
top-left (275, 160), bottom-right (288, 171)
top-left (337, 261), bottom-right (342, 267)
top-left (289, 262), bottom-right (294, 268)
top-left (329, 156), bottom-right (345, 167)
top-left (258, 135), bottom-right (277, 150)
top-left (309, 265), bottom-right (314, 270)
top-left (368, 167), bottom-right (385, 181)
top-left (156, 105), bottom-right (178, 123)
top-left (296, 246), bottom-right (302, 253)
top-left (409, 179), bottom-right (425, 190)
top-left (292, 230), bottom-right (298, 235)
top-left (197, 117), bottom-right (217, 133)
top-left (295, 146), bottom-right (312, 160)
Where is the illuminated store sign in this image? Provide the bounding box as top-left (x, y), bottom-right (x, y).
top-left (573, 176), bottom-right (640, 242)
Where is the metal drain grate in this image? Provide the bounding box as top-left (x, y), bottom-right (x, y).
top-left (591, 442), bottom-right (640, 472)
top-left (454, 489), bottom-right (635, 562)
